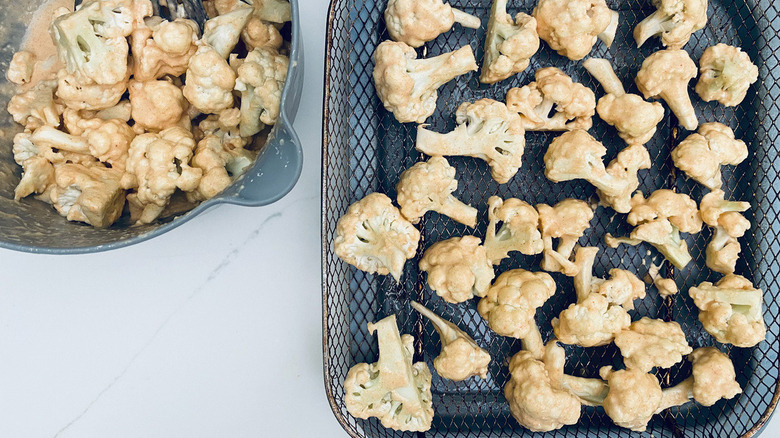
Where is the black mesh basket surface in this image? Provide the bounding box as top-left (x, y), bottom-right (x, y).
top-left (321, 0), bottom-right (780, 436)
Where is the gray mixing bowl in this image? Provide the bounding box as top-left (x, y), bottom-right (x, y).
top-left (0, 0), bottom-right (304, 254)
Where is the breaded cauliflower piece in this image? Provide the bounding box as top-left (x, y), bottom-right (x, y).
top-left (583, 58), bottom-right (665, 146)
top-left (6, 80), bottom-right (62, 130)
top-left (480, 0), bottom-right (539, 84)
top-left (183, 43), bottom-right (237, 114)
top-left (544, 130), bottom-right (651, 213)
top-left (384, 0), bottom-right (481, 48)
top-left (689, 274), bottom-right (766, 347)
top-left (234, 47), bottom-right (289, 137)
top-left (537, 199), bottom-right (593, 276)
top-left (416, 99), bottom-right (526, 184)
top-left (411, 301), bottom-right (491, 381)
top-left (124, 127), bottom-right (202, 224)
top-left (483, 196), bottom-right (543, 264)
top-left (344, 315), bottom-right (433, 432)
top-left (131, 17), bottom-right (199, 81)
top-left (333, 193), bottom-right (420, 282)
top-left (634, 0), bottom-right (707, 49)
top-left (700, 189), bottom-right (751, 274)
top-left (419, 236), bottom-right (494, 303)
top-left (373, 41), bottom-right (477, 124)
top-left (477, 269), bottom-right (555, 350)
top-left (128, 79), bottom-right (188, 132)
top-left (599, 366), bottom-right (662, 432)
top-left (396, 157), bottom-right (477, 226)
top-left (48, 163), bottom-right (126, 228)
top-left (672, 123), bottom-right (748, 190)
top-left (56, 69), bottom-right (129, 111)
top-left (6, 51), bottom-right (36, 86)
top-left (533, 0), bottom-right (619, 60)
top-left (506, 67), bottom-right (596, 131)
top-left (657, 347), bottom-right (741, 409)
top-left (636, 49), bottom-right (699, 130)
top-left (614, 317), bottom-right (692, 372)
top-left (696, 44), bottom-right (759, 107)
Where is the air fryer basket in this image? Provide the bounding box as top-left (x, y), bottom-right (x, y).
top-left (322, 0), bottom-right (780, 436)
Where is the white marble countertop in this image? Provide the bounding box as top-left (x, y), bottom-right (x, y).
top-left (0, 0), bottom-right (776, 437)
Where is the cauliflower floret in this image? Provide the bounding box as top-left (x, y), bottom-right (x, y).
top-left (634, 0), bottom-right (707, 49)
top-left (396, 157), bottom-right (478, 226)
top-left (536, 199), bottom-right (593, 276)
top-left (333, 193), bottom-right (420, 282)
top-left (696, 44), bottom-right (759, 107)
top-left (689, 274), bottom-right (766, 347)
top-left (6, 51), bottom-right (36, 86)
top-left (13, 131), bottom-right (95, 169)
top-left (94, 100), bottom-right (132, 122)
top-left (131, 17), bottom-right (199, 81)
top-left (124, 127), bottom-right (202, 224)
top-left (599, 366), bottom-right (662, 432)
top-left (183, 43), bottom-right (237, 114)
top-left (480, 0), bottom-right (539, 84)
top-left (241, 15), bottom-right (284, 50)
top-left (544, 130), bottom-right (651, 213)
top-left (56, 69), bottom-right (128, 111)
top-left (411, 301), bottom-right (491, 381)
top-left (583, 58), bottom-right (665, 146)
top-left (6, 80), bottom-right (62, 130)
top-left (533, 0), bottom-right (619, 60)
top-left (30, 120), bottom-right (133, 171)
top-left (373, 41), bottom-right (477, 124)
top-left (635, 49), bottom-right (699, 131)
top-left (655, 347), bottom-right (741, 410)
top-left (251, 0), bottom-right (291, 23)
top-left (344, 315), bottom-right (433, 432)
top-left (672, 122), bottom-right (748, 190)
top-left (128, 79), bottom-right (188, 132)
top-left (14, 156), bottom-right (55, 201)
top-left (384, 0), bottom-right (480, 48)
top-left (203, 6), bottom-right (253, 58)
top-left (700, 189), bottom-right (751, 274)
top-left (416, 99), bottom-right (525, 184)
top-left (606, 190), bottom-right (702, 268)
top-left (419, 236), bottom-right (494, 303)
top-left (614, 317), bottom-right (692, 373)
top-left (506, 67), bottom-right (596, 131)
top-left (48, 163), bottom-right (126, 228)
top-left (51, 0), bottom-right (152, 85)
top-left (656, 278), bottom-right (679, 297)
top-left (477, 269), bottom-right (555, 352)
top-left (483, 196), bottom-right (543, 264)
top-left (234, 47), bottom-right (289, 137)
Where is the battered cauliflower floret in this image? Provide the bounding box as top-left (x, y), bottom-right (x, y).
top-left (635, 49), bottom-right (699, 131)
top-left (655, 278), bottom-right (679, 297)
top-left (48, 163), bottom-right (126, 228)
top-left (634, 0), bottom-right (708, 49)
top-left (241, 15), bottom-right (284, 50)
top-left (396, 157), bottom-right (477, 226)
top-left (506, 67), bottom-right (596, 131)
top-left (78, 118), bottom-right (135, 170)
top-left (13, 132), bottom-right (94, 170)
top-left (14, 156), bottom-right (55, 201)
top-left (671, 122), bottom-right (748, 190)
top-left (183, 43), bottom-right (237, 114)
top-left (6, 80), bottom-right (62, 130)
top-left (655, 347), bottom-right (742, 410)
top-left (344, 315), bottom-right (433, 432)
top-left (203, 6), bottom-right (253, 58)
top-left (533, 0), bottom-right (619, 60)
top-left (234, 47), bottom-right (289, 137)
top-left (373, 41), bottom-right (477, 124)
top-left (56, 69), bottom-right (128, 111)
top-left (128, 79), bottom-right (188, 132)
top-left (333, 193), bottom-right (420, 282)
top-left (131, 17), bottom-right (199, 81)
top-left (696, 44), bottom-right (759, 107)
top-left (483, 196), bottom-right (543, 264)
top-left (544, 130), bottom-right (651, 213)
top-left (6, 51), bottom-right (36, 86)
top-left (701, 190), bottom-right (751, 274)
top-left (480, 0), bottom-right (539, 84)
top-left (477, 269), bottom-right (555, 351)
top-left (689, 274), bottom-right (766, 347)
top-left (536, 199), bottom-right (593, 276)
top-left (583, 58), bottom-right (665, 146)
top-left (411, 301), bottom-right (491, 381)
top-left (418, 236), bottom-right (494, 303)
top-left (384, 0), bottom-right (481, 48)
top-left (415, 99), bottom-right (525, 184)
top-left (614, 317), bottom-right (692, 373)
top-left (599, 366), bottom-right (662, 432)
top-left (123, 127), bottom-right (202, 224)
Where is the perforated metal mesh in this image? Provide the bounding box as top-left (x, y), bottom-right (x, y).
top-left (322, 0), bottom-right (780, 436)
